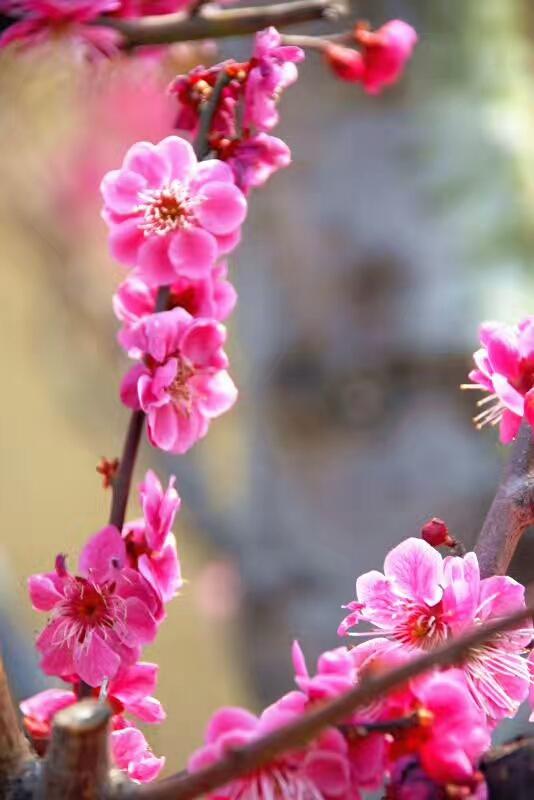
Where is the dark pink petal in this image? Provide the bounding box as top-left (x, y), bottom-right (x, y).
top-left (138, 236), bottom-right (178, 286)
top-left (28, 574), bottom-right (63, 611)
top-left (20, 688), bottom-right (76, 725)
top-left (74, 632), bottom-right (121, 687)
top-left (147, 404), bottom-right (179, 451)
top-left (193, 372), bottom-right (238, 417)
top-left (383, 537), bottom-right (443, 606)
top-left (126, 696), bottom-right (166, 725)
top-left (112, 662), bottom-right (159, 702)
top-left (78, 525), bottom-right (126, 583)
top-left (108, 218), bottom-right (144, 267)
top-left (205, 707), bottom-right (258, 745)
top-left (120, 364), bottom-right (148, 410)
top-left (215, 228), bottom-right (241, 256)
top-left (524, 388), bottom-right (534, 430)
top-left (37, 619), bottom-right (75, 679)
top-left (124, 597), bottom-right (158, 645)
top-left (180, 319), bottom-right (226, 367)
top-left (168, 227), bottom-right (217, 278)
top-left (499, 409), bottom-right (521, 444)
top-left (485, 327), bottom-right (520, 380)
top-left (302, 751), bottom-right (350, 797)
top-left (195, 182), bottom-right (247, 235)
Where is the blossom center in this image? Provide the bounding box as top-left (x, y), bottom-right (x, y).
top-left (59, 578), bottom-right (117, 642)
top-left (398, 605), bottom-right (449, 650)
top-left (168, 358), bottom-right (195, 413)
top-left (137, 181), bottom-right (194, 237)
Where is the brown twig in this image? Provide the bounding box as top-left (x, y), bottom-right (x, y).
top-left (0, 655), bottom-right (32, 792)
top-left (475, 423), bottom-right (534, 578)
top-left (97, 0), bottom-right (349, 48)
top-left (117, 603), bottom-right (534, 800)
top-left (40, 700), bottom-right (111, 800)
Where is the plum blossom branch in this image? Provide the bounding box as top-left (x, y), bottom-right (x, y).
top-left (125, 602), bottom-right (534, 800)
top-left (96, 0), bottom-right (349, 47)
top-left (475, 422), bottom-right (534, 579)
top-left (0, 657), bottom-right (31, 791)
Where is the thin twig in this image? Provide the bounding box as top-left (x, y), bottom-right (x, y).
top-left (120, 603), bottom-right (534, 800)
top-left (475, 423), bottom-right (534, 578)
top-left (194, 69), bottom-right (231, 160)
top-left (96, 0), bottom-right (349, 47)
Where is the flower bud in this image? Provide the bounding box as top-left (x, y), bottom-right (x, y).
top-left (421, 518), bottom-right (455, 548)
top-left (324, 44), bottom-right (364, 83)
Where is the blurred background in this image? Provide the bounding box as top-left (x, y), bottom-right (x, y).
top-left (1, 0), bottom-right (534, 776)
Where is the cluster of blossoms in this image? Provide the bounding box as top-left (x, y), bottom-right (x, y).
top-left (23, 469), bottom-right (180, 780)
top-left (186, 532), bottom-right (533, 799)
top-left (169, 27), bottom-right (304, 194)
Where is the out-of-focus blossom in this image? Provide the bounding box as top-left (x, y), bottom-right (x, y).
top-left (113, 262), bottom-right (237, 353)
top-left (101, 136), bottom-right (247, 284)
top-left (0, 0), bottom-right (121, 55)
top-left (387, 757), bottom-right (488, 800)
top-left (353, 20), bottom-right (417, 94)
top-left (120, 308), bottom-right (237, 454)
top-left (464, 317), bottom-right (534, 443)
top-left (244, 27), bottom-right (304, 132)
top-left (29, 526), bottom-right (159, 686)
top-left (111, 717), bottom-right (165, 782)
top-left (212, 133), bottom-right (291, 194)
top-left (324, 43), bottom-right (364, 83)
top-left (188, 695), bottom-right (354, 799)
top-left (114, 0), bottom-right (189, 16)
top-left (340, 537), bottom-right (531, 720)
top-left (169, 62), bottom-right (245, 139)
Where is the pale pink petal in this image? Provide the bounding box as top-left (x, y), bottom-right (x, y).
top-left (168, 227), bottom-right (217, 278)
top-left (124, 142), bottom-right (169, 188)
top-left (195, 182), bottom-right (247, 235)
top-left (189, 159), bottom-right (235, 192)
top-left (383, 537), bottom-right (443, 606)
top-left (492, 373), bottom-right (524, 416)
top-left (120, 364), bottom-right (148, 410)
top-left (485, 327), bottom-right (520, 380)
top-left (20, 689), bottom-right (75, 724)
top-left (193, 371), bottom-right (238, 417)
top-left (205, 707), bottom-right (258, 744)
top-left (355, 570), bottom-right (398, 627)
top-left (156, 136), bottom-right (196, 181)
top-left (101, 169), bottom-right (145, 215)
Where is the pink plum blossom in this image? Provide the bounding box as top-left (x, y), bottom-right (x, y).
top-left (340, 537), bottom-right (532, 720)
top-left (120, 307), bottom-right (237, 454)
top-left (0, 0), bottom-right (121, 55)
top-left (29, 526), bottom-right (159, 686)
top-left (353, 20), bottom-right (418, 95)
top-left (101, 136), bottom-right (247, 284)
top-left (464, 317), bottom-right (534, 443)
top-left (139, 469), bottom-right (180, 551)
top-left (113, 263), bottom-right (237, 355)
top-left (216, 133), bottom-right (291, 195)
top-left (111, 717), bottom-right (165, 782)
top-left (188, 694), bottom-right (356, 800)
top-left (244, 27), bottom-right (304, 132)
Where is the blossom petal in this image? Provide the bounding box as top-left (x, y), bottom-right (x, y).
top-left (74, 632), bottom-right (121, 687)
top-left (168, 227), bottom-right (217, 278)
top-left (195, 182), bottom-right (247, 235)
top-left (156, 136), bottom-right (196, 182)
top-left (383, 537), bottom-right (443, 606)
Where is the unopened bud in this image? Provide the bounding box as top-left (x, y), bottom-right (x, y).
top-left (421, 517), bottom-right (455, 548)
top-left (324, 44), bottom-right (364, 83)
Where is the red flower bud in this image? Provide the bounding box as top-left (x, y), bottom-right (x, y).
top-left (421, 517), bottom-right (455, 548)
top-left (324, 44), bottom-right (364, 84)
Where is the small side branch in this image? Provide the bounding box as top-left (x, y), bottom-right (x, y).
top-left (40, 700), bottom-right (111, 800)
top-left (120, 604), bottom-right (534, 800)
top-left (98, 0), bottom-right (349, 47)
top-left (475, 423), bottom-right (534, 578)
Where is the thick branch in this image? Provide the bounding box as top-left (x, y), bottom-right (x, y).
top-left (119, 603), bottom-right (534, 800)
top-left (0, 655), bottom-right (31, 791)
top-left (98, 0), bottom-right (348, 47)
top-left (475, 423), bottom-right (534, 578)
top-left (482, 738), bottom-right (534, 799)
top-left (40, 700), bottom-right (111, 800)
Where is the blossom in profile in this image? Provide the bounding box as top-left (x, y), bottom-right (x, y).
top-left (29, 526), bottom-right (159, 686)
top-left (0, 0), bottom-right (121, 55)
top-left (101, 136), bottom-right (247, 284)
top-left (340, 537), bottom-right (531, 720)
top-left (464, 317), bottom-right (534, 443)
top-left (188, 694), bottom-right (354, 799)
top-left (113, 263), bottom-right (237, 354)
top-left (353, 20), bottom-right (417, 94)
top-left (213, 133), bottom-right (291, 194)
top-left (244, 27), bottom-right (304, 132)
top-left (324, 44), bottom-right (364, 84)
top-left (120, 308), bottom-right (237, 454)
